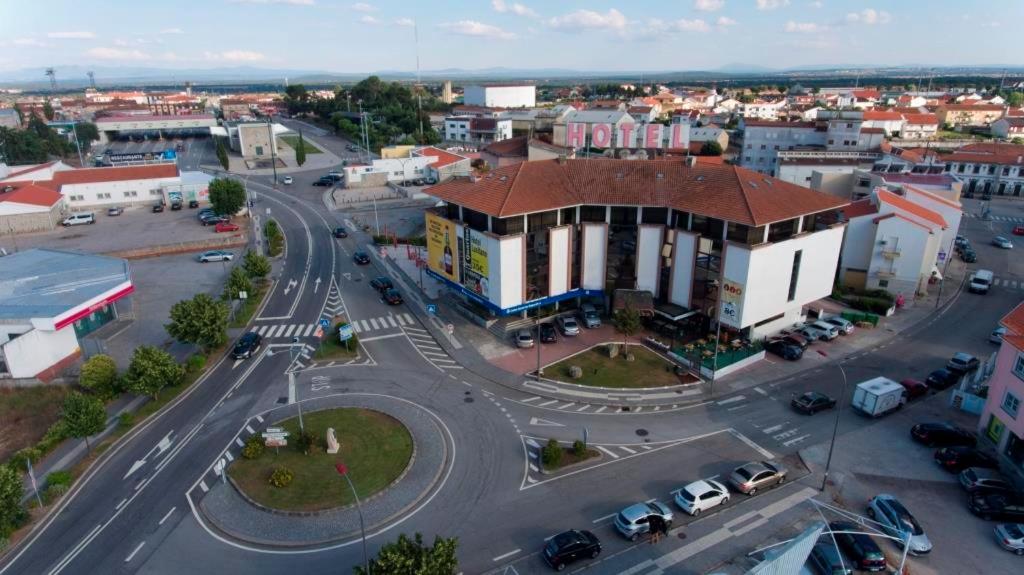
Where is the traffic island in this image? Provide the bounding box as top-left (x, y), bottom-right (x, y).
top-left (311, 321), bottom-right (359, 361)
top-left (537, 439), bottom-right (602, 475)
top-left (544, 344), bottom-right (696, 389)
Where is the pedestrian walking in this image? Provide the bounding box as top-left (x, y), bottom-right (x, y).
top-left (648, 514), bottom-right (667, 544)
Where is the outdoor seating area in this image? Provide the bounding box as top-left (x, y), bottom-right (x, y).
top-left (643, 315), bottom-right (763, 372)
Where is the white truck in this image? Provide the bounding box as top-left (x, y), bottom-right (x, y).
top-left (851, 377), bottom-right (906, 417)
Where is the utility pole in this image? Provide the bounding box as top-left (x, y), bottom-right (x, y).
top-left (266, 116), bottom-right (278, 185)
top-left (289, 337), bottom-right (304, 433)
top-left (70, 122), bottom-right (84, 166)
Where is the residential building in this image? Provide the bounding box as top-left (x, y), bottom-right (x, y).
top-left (0, 184), bottom-right (66, 232)
top-left (463, 84), bottom-right (536, 108)
top-left (443, 116), bottom-right (513, 145)
top-left (979, 302), bottom-right (1024, 487)
top-left (0, 108), bottom-right (21, 129)
top-left (221, 121), bottom-right (285, 161)
top-left (481, 136), bottom-right (528, 169)
top-left (776, 152), bottom-right (880, 191)
top-left (0, 162), bottom-right (196, 210)
top-left (900, 113), bottom-right (940, 140)
top-left (739, 99), bottom-right (786, 120)
top-left (943, 143), bottom-right (1024, 197)
top-left (992, 117), bottom-right (1024, 140)
top-left (628, 106), bottom-right (658, 123)
top-left (937, 104), bottom-right (1006, 127)
top-left (740, 112), bottom-right (884, 176)
top-left (861, 111), bottom-right (905, 136)
top-left (687, 125), bottom-right (729, 150)
top-left (219, 98), bottom-right (253, 120)
top-left (342, 146), bottom-right (469, 188)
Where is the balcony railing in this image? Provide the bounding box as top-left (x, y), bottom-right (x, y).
top-left (880, 247), bottom-right (901, 259)
top-left (875, 269), bottom-right (896, 278)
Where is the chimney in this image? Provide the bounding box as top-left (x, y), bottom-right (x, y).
top-left (685, 156), bottom-right (697, 168)
top-left (557, 154), bottom-right (567, 165)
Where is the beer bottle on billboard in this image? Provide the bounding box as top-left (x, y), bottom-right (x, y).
top-left (443, 228), bottom-right (453, 275)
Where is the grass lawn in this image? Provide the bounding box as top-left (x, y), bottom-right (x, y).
top-left (313, 322), bottom-right (359, 360)
top-left (546, 447), bottom-right (601, 470)
top-left (228, 408), bottom-right (412, 512)
top-left (0, 386), bottom-right (70, 463)
top-left (229, 282), bottom-right (268, 329)
top-left (546, 345), bottom-right (683, 389)
top-left (279, 135), bottom-right (323, 154)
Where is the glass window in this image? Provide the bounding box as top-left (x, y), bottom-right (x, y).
top-left (609, 206), bottom-right (637, 226)
top-left (445, 203), bottom-right (461, 220)
top-left (560, 207), bottom-right (577, 225)
top-left (463, 207), bottom-right (488, 232)
top-left (768, 219), bottom-right (798, 243)
top-left (673, 211), bottom-right (690, 230)
top-left (1003, 391), bottom-right (1021, 419)
top-left (527, 210), bottom-right (557, 233)
top-left (1013, 354), bottom-right (1024, 380)
top-left (801, 213), bottom-right (818, 234)
top-left (580, 205), bottom-right (606, 223)
top-left (787, 250), bottom-right (802, 302)
top-left (492, 215), bottom-right (524, 236)
top-left (641, 207), bottom-right (667, 225)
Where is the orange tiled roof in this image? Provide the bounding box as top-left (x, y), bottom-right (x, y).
top-left (876, 189), bottom-right (947, 229)
top-left (1000, 301), bottom-right (1024, 336)
top-left (902, 113), bottom-right (938, 125)
top-left (862, 110), bottom-right (903, 121)
top-left (417, 147), bottom-right (467, 169)
top-left (50, 164), bottom-right (179, 186)
top-left (944, 143), bottom-right (1024, 166)
top-left (842, 198), bottom-right (878, 219)
top-left (0, 184), bottom-right (63, 207)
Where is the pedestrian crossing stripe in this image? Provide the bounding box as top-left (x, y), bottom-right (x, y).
top-left (350, 313), bottom-right (415, 333)
top-left (252, 324), bottom-right (319, 338)
top-left (251, 314), bottom-right (415, 338)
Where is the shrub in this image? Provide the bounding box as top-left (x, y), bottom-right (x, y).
top-left (849, 296), bottom-right (892, 315)
top-left (269, 466), bottom-right (294, 488)
top-left (9, 447), bottom-right (42, 469)
top-left (185, 354), bottom-right (207, 375)
top-left (46, 470), bottom-right (72, 488)
top-left (572, 440), bottom-right (586, 457)
top-left (43, 483), bottom-right (69, 503)
top-left (295, 430), bottom-right (316, 455)
top-left (241, 435), bottom-right (264, 460)
top-left (119, 412), bottom-right (135, 429)
top-left (541, 439), bottom-right (563, 468)
top-left (79, 354), bottom-right (120, 399)
top-left (36, 421), bottom-right (69, 455)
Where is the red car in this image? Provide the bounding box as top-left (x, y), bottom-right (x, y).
top-left (214, 221), bottom-right (239, 233)
top-left (899, 378), bottom-right (929, 400)
top-left (1013, 226), bottom-right (1024, 236)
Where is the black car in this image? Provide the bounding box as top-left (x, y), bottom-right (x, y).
top-left (201, 214), bottom-right (230, 226)
top-left (828, 521), bottom-right (887, 572)
top-left (766, 339), bottom-right (803, 360)
top-left (188, 200), bottom-right (200, 208)
top-left (353, 251), bottom-right (370, 265)
top-left (382, 288), bottom-right (403, 305)
top-left (539, 322), bottom-right (558, 343)
top-left (313, 177), bottom-right (333, 186)
top-left (969, 493), bottom-right (1024, 522)
top-left (925, 368), bottom-right (959, 390)
top-left (413, 178), bottom-right (425, 186)
top-left (333, 227), bottom-right (349, 239)
top-left (543, 529), bottom-right (601, 571)
top-left (231, 332), bottom-right (263, 359)
top-left (961, 249), bottom-right (977, 263)
top-left (911, 422), bottom-right (976, 447)
top-left (934, 446), bottom-right (998, 473)
top-left (170, 201), bottom-right (182, 211)
top-left (370, 276), bottom-right (394, 292)
top-left (152, 203), bottom-right (165, 213)
top-left (791, 391), bottom-right (836, 414)
top-left (808, 539), bottom-right (853, 575)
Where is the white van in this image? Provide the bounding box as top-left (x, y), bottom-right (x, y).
top-left (968, 270), bottom-right (994, 294)
top-left (62, 212), bottom-right (95, 226)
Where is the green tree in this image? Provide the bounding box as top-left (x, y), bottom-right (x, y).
top-left (0, 464), bottom-right (26, 537)
top-left (700, 141), bottom-right (723, 156)
top-left (208, 177), bottom-right (246, 216)
top-left (74, 122), bottom-right (99, 149)
top-left (215, 137), bottom-right (230, 171)
top-left (0, 127), bottom-right (49, 164)
top-left (61, 392), bottom-right (107, 451)
top-left (294, 131), bottom-right (307, 167)
top-left (42, 100), bottom-right (55, 121)
top-left (124, 346), bottom-right (184, 400)
top-left (1008, 92), bottom-right (1024, 108)
top-left (612, 304), bottom-right (642, 349)
top-left (1012, 137), bottom-right (1024, 145)
top-left (223, 267), bottom-right (254, 302)
top-left (243, 250), bottom-right (271, 279)
top-left (166, 293), bottom-right (229, 350)
top-left (79, 354), bottom-right (120, 399)
top-left (353, 532), bottom-right (458, 575)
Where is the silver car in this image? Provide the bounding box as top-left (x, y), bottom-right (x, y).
top-left (612, 501), bottom-right (673, 541)
top-left (994, 523), bottom-right (1024, 555)
top-left (515, 329), bottom-right (534, 349)
top-left (729, 461), bottom-right (787, 495)
top-left (809, 321), bottom-right (840, 340)
top-left (822, 316), bottom-right (855, 335)
top-left (558, 316), bottom-right (581, 336)
top-left (674, 479), bottom-right (730, 516)
top-left (992, 236), bottom-right (1013, 249)
top-left (867, 494), bottom-right (932, 555)
top-left (198, 250), bottom-right (233, 262)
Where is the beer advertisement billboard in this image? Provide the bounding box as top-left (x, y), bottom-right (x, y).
top-left (461, 227), bottom-right (490, 298)
top-left (425, 212), bottom-right (459, 283)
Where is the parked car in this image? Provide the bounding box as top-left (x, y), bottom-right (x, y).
top-left (152, 203), bottom-right (164, 213)
top-left (231, 331), bottom-right (262, 359)
top-left (910, 422), bottom-right (976, 447)
top-left (413, 178), bottom-right (425, 186)
top-left (828, 521), bottom-right (887, 572)
top-left (793, 324), bottom-right (828, 342)
top-left (198, 250), bottom-right (233, 263)
top-left (766, 339), bottom-right (803, 360)
top-left (542, 529), bottom-right (601, 571)
top-left (821, 316), bottom-right (855, 335)
top-left (969, 493), bottom-right (1024, 522)
top-left (557, 316), bottom-right (580, 336)
top-left (107, 206), bottom-right (123, 216)
top-left (947, 352), bottom-right (980, 373)
top-left (369, 276), bottom-right (393, 292)
top-left (808, 539), bottom-right (853, 575)
top-left (955, 234), bottom-right (969, 248)
top-left (898, 378), bottom-right (929, 400)
top-left (934, 446), bottom-right (998, 473)
top-left (673, 479), bottom-right (729, 516)
top-left (197, 208), bottom-right (216, 219)
top-left (312, 177), bottom-right (333, 186)
top-left (925, 368), bottom-right (959, 390)
top-left (866, 494), bottom-right (932, 555)
top-left (728, 461), bottom-right (787, 495)
top-left (991, 326), bottom-right (1008, 344)
top-left (381, 288), bottom-right (403, 305)
top-left (791, 391), bottom-right (836, 414)
top-left (353, 251), bottom-right (370, 265)
top-left (282, 176), bottom-right (293, 185)
top-left (515, 329), bottom-right (534, 349)
top-left (612, 501), bottom-right (673, 541)
top-left (188, 200), bottom-right (199, 209)
top-left (776, 333), bottom-right (810, 350)
top-left (201, 214), bottom-right (230, 226)
top-left (580, 304), bottom-right (601, 328)
top-left (961, 248), bottom-right (977, 263)
top-left (62, 212), bottom-right (96, 226)
top-left (539, 322), bottom-right (557, 343)
top-left (993, 236), bottom-right (1014, 249)
top-left (809, 321), bottom-right (840, 340)
top-left (959, 468), bottom-right (1017, 495)
top-left (332, 227), bottom-right (348, 238)
top-left (424, 176), bottom-right (438, 185)
top-left (170, 201), bottom-right (182, 211)
top-left (994, 523), bottom-right (1024, 556)
top-left (214, 221), bottom-right (240, 233)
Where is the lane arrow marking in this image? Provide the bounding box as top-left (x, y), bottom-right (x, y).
top-left (528, 417), bottom-right (565, 427)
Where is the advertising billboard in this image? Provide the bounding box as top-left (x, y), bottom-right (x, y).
top-left (461, 227), bottom-right (490, 298)
top-left (720, 279), bottom-right (745, 326)
top-left (425, 212), bottom-right (459, 283)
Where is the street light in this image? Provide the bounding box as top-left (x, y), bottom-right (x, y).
top-left (816, 349), bottom-right (847, 492)
top-left (288, 337), bottom-right (304, 433)
top-left (335, 462), bottom-right (370, 575)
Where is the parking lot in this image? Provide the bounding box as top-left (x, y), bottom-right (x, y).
top-left (97, 133), bottom-right (216, 172)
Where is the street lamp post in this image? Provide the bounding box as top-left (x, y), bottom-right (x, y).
top-left (335, 463), bottom-right (370, 575)
top-left (265, 116), bottom-right (278, 186)
top-left (535, 314), bottom-right (542, 380)
top-left (289, 337), bottom-right (304, 433)
top-left (816, 349), bottom-right (847, 492)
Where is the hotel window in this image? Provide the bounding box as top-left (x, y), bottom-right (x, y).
top-left (445, 203), bottom-right (461, 220)
top-left (491, 215), bottom-right (524, 236)
top-left (673, 211), bottom-right (690, 230)
top-left (768, 218), bottom-right (798, 243)
top-left (801, 213), bottom-right (818, 234)
top-left (1002, 391), bottom-right (1020, 419)
top-left (463, 208), bottom-right (489, 232)
top-left (787, 250), bottom-right (802, 302)
top-left (641, 207), bottom-right (667, 225)
top-left (527, 210), bottom-right (557, 233)
top-left (1013, 353), bottom-right (1024, 380)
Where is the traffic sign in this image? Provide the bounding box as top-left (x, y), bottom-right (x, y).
top-left (319, 318), bottom-right (330, 328)
top-left (314, 326), bottom-right (324, 339)
top-left (338, 323), bottom-right (355, 341)
top-left (427, 304), bottom-right (437, 315)
top-left (938, 251), bottom-right (947, 262)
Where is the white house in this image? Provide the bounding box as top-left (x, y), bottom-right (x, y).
top-left (740, 100), bottom-right (786, 120)
top-left (992, 117), bottom-right (1024, 140)
top-left (861, 111), bottom-right (905, 136)
top-left (344, 146), bottom-right (470, 187)
top-left (2, 163), bottom-right (183, 210)
top-left (901, 113), bottom-right (940, 140)
top-left (444, 116), bottom-right (513, 145)
top-left (463, 85), bottom-right (536, 108)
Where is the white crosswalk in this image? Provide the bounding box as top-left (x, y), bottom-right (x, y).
top-left (253, 313), bottom-right (415, 339)
top-left (253, 323), bottom-right (318, 339)
top-left (964, 212), bottom-right (1024, 223)
top-left (350, 313), bottom-right (415, 334)
top-left (992, 278), bottom-right (1021, 290)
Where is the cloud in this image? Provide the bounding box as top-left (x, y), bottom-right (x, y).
top-left (845, 8), bottom-right (891, 25)
top-left (492, 0), bottom-right (538, 17)
top-left (784, 21), bottom-right (823, 33)
top-left (87, 47), bottom-right (151, 60)
top-left (12, 38), bottom-right (49, 47)
top-left (159, 28), bottom-right (184, 34)
top-left (648, 18), bottom-right (711, 33)
top-left (351, 2), bottom-right (375, 11)
top-left (694, 0), bottom-right (725, 11)
top-left (809, 0), bottom-right (822, 7)
top-left (47, 31), bottom-right (96, 39)
top-left (229, 0), bottom-right (313, 5)
top-left (439, 20), bottom-right (516, 40)
top-left (395, 17), bottom-right (415, 27)
top-left (360, 15), bottom-right (379, 24)
top-left (717, 16), bottom-right (737, 27)
top-left (204, 50), bottom-right (267, 62)
top-left (756, 0), bottom-right (789, 9)
top-left (548, 9), bottom-right (628, 31)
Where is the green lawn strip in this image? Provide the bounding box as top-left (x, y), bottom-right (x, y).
top-left (279, 135), bottom-right (323, 154)
top-left (546, 448), bottom-right (601, 471)
top-left (0, 386), bottom-right (70, 463)
top-left (229, 282), bottom-right (269, 329)
top-left (227, 408), bottom-right (413, 512)
top-left (546, 345), bottom-right (681, 389)
top-left (313, 330), bottom-right (359, 360)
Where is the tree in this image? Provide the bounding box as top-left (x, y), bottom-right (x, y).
top-left (215, 137), bottom-right (230, 171)
top-left (208, 178), bottom-right (246, 216)
top-left (74, 122), bottom-right (99, 149)
top-left (0, 464), bottom-right (26, 537)
top-left (1008, 92), bottom-right (1024, 108)
top-left (124, 346), bottom-right (184, 400)
top-left (61, 392), bottom-right (106, 451)
top-left (79, 354), bottom-right (120, 399)
top-left (612, 304), bottom-right (642, 349)
top-left (243, 250), bottom-right (271, 279)
top-left (294, 131), bottom-right (307, 167)
top-left (1012, 137), bottom-right (1024, 145)
top-left (166, 293), bottom-right (229, 350)
top-left (42, 100), bottom-right (55, 121)
top-left (353, 532), bottom-right (458, 575)
top-left (700, 141), bottom-right (723, 156)
top-left (223, 267), bottom-right (253, 302)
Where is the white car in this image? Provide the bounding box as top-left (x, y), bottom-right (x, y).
top-left (674, 479), bottom-right (730, 516)
top-left (557, 316), bottom-right (581, 336)
top-left (991, 326), bottom-right (1008, 344)
top-left (822, 316), bottom-right (855, 335)
top-left (992, 236), bottom-right (1013, 249)
top-left (808, 321), bottom-right (840, 341)
top-left (282, 176), bottom-right (293, 185)
top-left (198, 250), bottom-right (234, 263)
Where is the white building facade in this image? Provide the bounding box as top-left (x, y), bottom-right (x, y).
top-left (463, 85), bottom-right (536, 108)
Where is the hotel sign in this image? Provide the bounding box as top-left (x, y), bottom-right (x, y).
top-left (563, 122), bottom-right (688, 150)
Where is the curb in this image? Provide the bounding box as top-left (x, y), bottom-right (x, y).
top-left (538, 450), bottom-right (603, 476)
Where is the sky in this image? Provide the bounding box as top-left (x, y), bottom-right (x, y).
top-left (1, 0), bottom-right (1022, 74)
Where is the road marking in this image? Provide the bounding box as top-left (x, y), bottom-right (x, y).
top-left (255, 415), bottom-right (264, 423)
top-left (369, 318), bottom-right (380, 330)
top-left (359, 333), bottom-right (405, 343)
top-left (124, 542), bottom-right (146, 563)
top-left (386, 316), bottom-right (398, 327)
top-left (526, 438), bottom-right (541, 448)
top-left (556, 402), bottom-right (575, 410)
top-left (439, 365), bottom-right (463, 370)
top-left (529, 464), bottom-right (539, 473)
top-left (396, 315), bottom-right (408, 325)
top-left (421, 350), bottom-right (449, 357)
top-left (592, 513), bottom-right (618, 524)
top-left (235, 438), bottom-right (245, 448)
top-left (641, 445), bottom-right (652, 450)
top-left (303, 324), bottom-right (315, 336)
top-left (716, 395), bottom-right (746, 406)
top-left (537, 400), bottom-right (559, 407)
top-left (782, 434), bottom-right (811, 447)
top-left (576, 405), bottom-right (590, 412)
top-left (596, 445), bottom-right (620, 459)
top-left (619, 445), bottom-right (637, 454)
top-left (224, 451), bottom-right (234, 462)
top-left (729, 429), bottom-right (774, 459)
top-left (158, 507), bottom-right (176, 526)
top-left (199, 480), bottom-right (209, 493)
top-left (492, 549), bottom-right (521, 562)
top-left (762, 424), bottom-right (786, 434)
top-left (255, 325), bottom-right (268, 335)
top-left (283, 324), bottom-right (296, 337)
top-left (753, 386), bottom-right (768, 396)
top-left (528, 451), bottom-right (537, 460)
top-left (245, 425), bottom-right (255, 434)
top-left (520, 396), bottom-right (540, 403)
top-left (595, 406), bottom-right (607, 413)
top-left (528, 417), bottom-right (565, 427)
top-left (431, 357), bottom-right (456, 363)
top-left (115, 498), bottom-right (128, 511)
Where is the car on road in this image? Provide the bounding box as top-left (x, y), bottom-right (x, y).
top-left (969, 493), bottom-right (1024, 522)
top-left (369, 276), bottom-right (394, 292)
top-left (728, 461), bottom-right (787, 495)
top-left (170, 201), bottom-right (182, 211)
top-left (808, 539), bottom-right (853, 575)
top-left (867, 494), bottom-right (932, 555)
top-left (911, 422), bottom-right (976, 447)
top-left (925, 368), bottom-right (959, 390)
top-left (231, 332), bottom-right (262, 359)
top-left (821, 316), bottom-right (855, 335)
top-left (214, 221), bottom-right (240, 233)
top-left (107, 206), bottom-right (123, 216)
top-left (152, 203), bottom-right (164, 213)
top-left (282, 176), bottom-right (293, 185)
top-left (197, 250), bottom-right (233, 263)
top-left (991, 326), bottom-right (1008, 344)
top-left (332, 227), bottom-right (348, 238)
top-left (353, 251), bottom-right (370, 265)
top-left (515, 329), bottom-right (534, 348)
top-left (542, 529), bottom-right (601, 571)
top-left (791, 391), bottom-right (836, 414)
top-left (828, 521), bottom-right (887, 572)
top-left (557, 316), bottom-right (580, 336)
top-left (898, 378), bottom-right (929, 400)
top-left (947, 352), bottom-right (980, 373)
top-left (994, 523), bottom-right (1024, 555)
top-left (188, 200), bottom-right (200, 209)
top-left (424, 176), bottom-right (438, 185)
top-left (198, 207), bottom-right (216, 218)
top-left (993, 236), bottom-right (1014, 249)
top-left (955, 234), bottom-right (969, 248)
top-left (766, 339), bottom-right (803, 360)
top-left (934, 446), bottom-right (998, 473)
top-left (808, 321), bottom-right (840, 340)
top-left (312, 177), bottom-right (333, 186)
top-left (381, 288), bottom-right (403, 305)
top-left (673, 479), bottom-right (729, 516)
top-left (539, 322), bottom-right (557, 343)
top-left (960, 468), bottom-right (1017, 495)
top-left (1014, 226), bottom-right (1024, 237)
top-left (613, 501), bottom-right (673, 541)
top-left (961, 248), bottom-right (977, 263)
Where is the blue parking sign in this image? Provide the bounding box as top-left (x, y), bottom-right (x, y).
top-left (319, 318), bottom-right (330, 328)
top-left (427, 304), bottom-right (437, 315)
